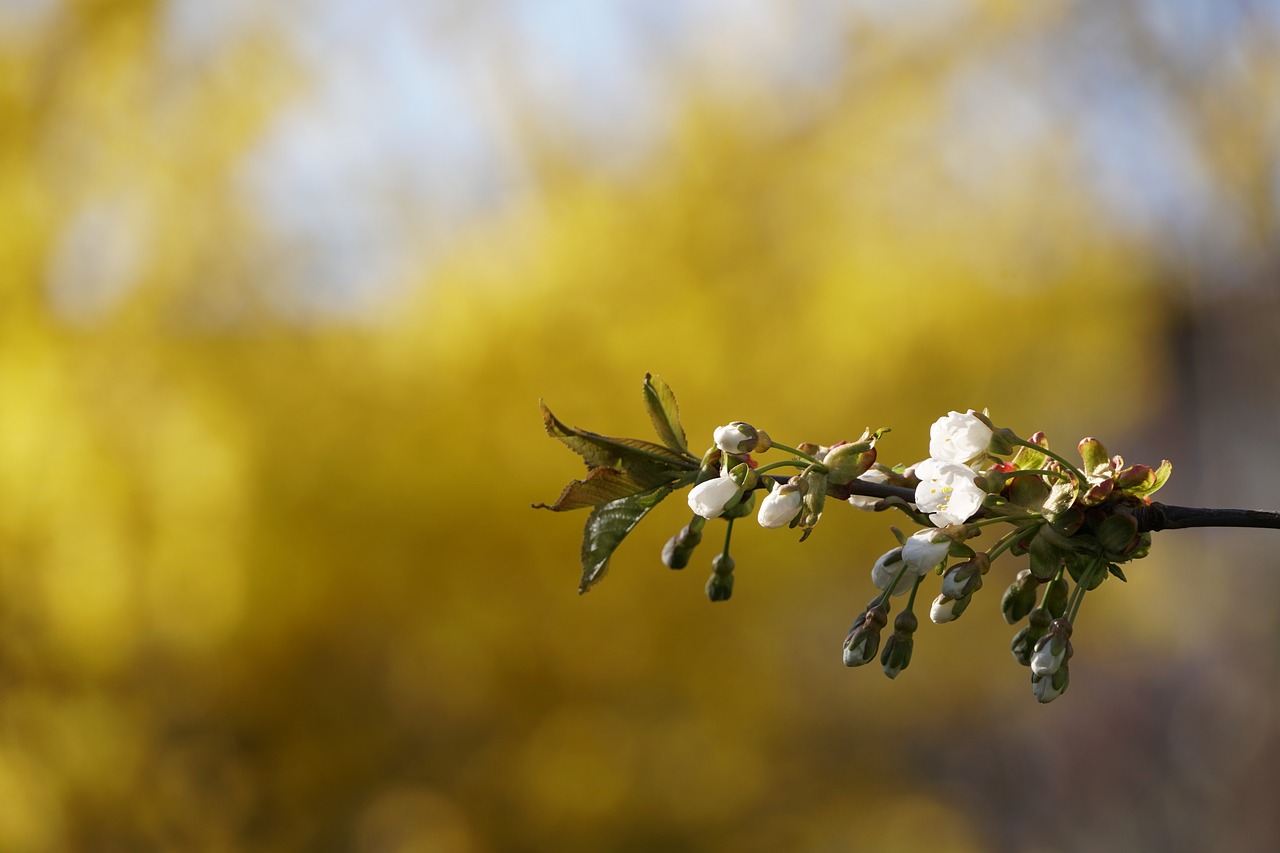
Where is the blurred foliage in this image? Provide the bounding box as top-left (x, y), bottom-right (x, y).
top-left (1, 1), bottom-right (1279, 851)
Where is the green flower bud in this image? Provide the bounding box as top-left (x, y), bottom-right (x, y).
top-left (1000, 569), bottom-right (1038, 625)
top-left (1032, 663), bottom-right (1070, 703)
top-left (940, 560), bottom-right (984, 599)
top-left (880, 631), bottom-right (914, 679)
top-left (1011, 608), bottom-right (1052, 666)
top-left (843, 605), bottom-right (888, 667)
top-left (706, 569), bottom-right (734, 602)
top-left (1043, 576), bottom-right (1070, 618)
top-left (661, 522), bottom-right (704, 570)
top-left (822, 440), bottom-right (877, 486)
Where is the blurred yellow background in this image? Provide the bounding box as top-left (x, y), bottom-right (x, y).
top-left (3, 1), bottom-right (1280, 850)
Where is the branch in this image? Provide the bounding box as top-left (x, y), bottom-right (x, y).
top-left (1123, 503), bottom-right (1280, 532)
top-left (831, 480), bottom-right (1280, 532)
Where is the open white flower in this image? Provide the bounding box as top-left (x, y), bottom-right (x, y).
top-left (902, 529), bottom-right (950, 572)
top-left (758, 483), bottom-right (803, 529)
top-left (847, 468), bottom-right (889, 511)
top-left (929, 410), bottom-right (992, 465)
top-left (914, 458), bottom-right (985, 526)
top-left (687, 474), bottom-right (741, 519)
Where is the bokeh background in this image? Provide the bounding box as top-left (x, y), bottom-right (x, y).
top-left (3, 0), bottom-right (1280, 850)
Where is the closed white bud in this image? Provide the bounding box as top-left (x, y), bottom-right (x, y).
top-left (713, 422), bottom-right (759, 454)
top-left (758, 482), bottom-right (803, 529)
top-left (687, 475), bottom-right (741, 519)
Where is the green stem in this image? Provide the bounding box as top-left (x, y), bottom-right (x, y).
top-left (875, 560), bottom-right (913, 609)
top-left (1066, 560), bottom-right (1099, 623)
top-left (905, 573), bottom-right (925, 612)
top-left (987, 521), bottom-right (1039, 561)
top-left (721, 517), bottom-right (735, 561)
top-left (1006, 468), bottom-right (1074, 484)
top-left (755, 459), bottom-right (812, 476)
top-left (1040, 566), bottom-right (1065, 609)
top-left (767, 441), bottom-right (826, 468)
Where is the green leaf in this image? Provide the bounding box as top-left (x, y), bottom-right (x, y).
top-left (1008, 472), bottom-right (1050, 509)
top-left (1129, 459), bottom-right (1172, 498)
top-left (1095, 513), bottom-right (1139, 558)
top-left (1010, 442), bottom-right (1048, 472)
top-left (1028, 527), bottom-right (1065, 581)
top-left (578, 485), bottom-right (674, 593)
top-left (541, 401), bottom-right (697, 472)
top-left (642, 373), bottom-right (688, 454)
top-left (1042, 475), bottom-right (1078, 520)
top-left (535, 467), bottom-right (695, 512)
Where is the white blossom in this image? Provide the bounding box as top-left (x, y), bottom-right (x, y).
top-left (758, 484), bottom-right (803, 529)
top-left (929, 410), bottom-right (992, 465)
top-left (902, 529), bottom-right (950, 572)
top-left (930, 594), bottom-right (962, 623)
top-left (1031, 638), bottom-right (1066, 677)
top-left (713, 422), bottom-right (758, 454)
top-left (914, 458), bottom-right (985, 526)
top-left (687, 474), bottom-right (741, 519)
top-left (871, 548), bottom-right (914, 596)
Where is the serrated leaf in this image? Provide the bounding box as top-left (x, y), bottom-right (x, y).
top-left (535, 467), bottom-right (696, 512)
top-left (541, 401), bottom-right (697, 471)
top-left (642, 373), bottom-right (688, 454)
top-left (578, 485), bottom-right (674, 593)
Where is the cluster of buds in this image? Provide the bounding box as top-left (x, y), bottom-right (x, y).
top-left (539, 375), bottom-right (1176, 704)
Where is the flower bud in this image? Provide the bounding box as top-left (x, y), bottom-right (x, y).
top-left (661, 523), bottom-right (703, 570)
top-left (713, 422), bottom-right (759, 454)
top-left (1000, 569), bottom-right (1038, 624)
top-left (705, 571), bottom-right (734, 602)
top-left (903, 529), bottom-right (951, 573)
top-left (823, 441), bottom-right (877, 486)
top-left (880, 631), bottom-right (914, 679)
top-left (758, 480), bottom-right (804, 529)
top-left (842, 606), bottom-right (888, 667)
top-left (929, 593), bottom-right (971, 624)
top-left (753, 430), bottom-right (773, 454)
top-left (687, 474), bottom-right (742, 519)
top-left (1030, 618), bottom-right (1072, 676)
top-left (711, 553), bottom-right (735, 575)
top-left (1031, 663), bottom-right (1070, 703)
top-left (1043, 576), bottom-right (1069, 618)
top-left (940, 560), bottom-right (984, 599)
top-left (871, 547), bottom-right (914, 596)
